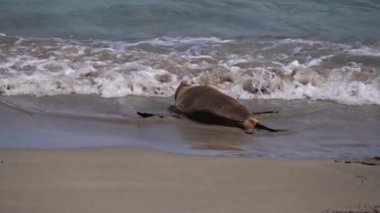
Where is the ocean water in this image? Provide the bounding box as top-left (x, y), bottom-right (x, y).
top-left (1, 0), bottom-right (380, 42)
top-left (0, 0), bottom-right (380, 105)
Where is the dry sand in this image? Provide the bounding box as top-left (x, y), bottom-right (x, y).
top-left (1, 147), bottom-right (379, 213)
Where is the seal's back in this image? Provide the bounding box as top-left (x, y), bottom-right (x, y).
top-left (175, 85), bottom-right (252, 122)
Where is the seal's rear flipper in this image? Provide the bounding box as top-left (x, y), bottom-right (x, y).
top-left (252, 111), bottom-right (279, 115)
top-left (256, 122), bottom-right (286, 132)
top-left (137, 112), bottom-right (164, 118)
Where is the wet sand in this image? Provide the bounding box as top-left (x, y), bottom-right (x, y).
top-left (0, 95), bottom-right (379, 158)
top-left (0, 95), bottom-right (380, 212)
top-left (0, 148), bottom-right (380, 213)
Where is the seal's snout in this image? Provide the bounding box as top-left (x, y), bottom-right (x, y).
top-left (242, 117), bottom-right (258, 134)
top-left (244, 117), bottom-right (258, 127)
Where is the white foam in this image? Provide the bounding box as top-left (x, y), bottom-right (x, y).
top-left (346, 46), bottom-right (380, 57)
top-left (282, 60), bottom-right (305, 74)
top-left (0, 35), bottom-right (379, 105)
top-left (277, 38), bottom-right (351, 49)
top-left (306, 55), bottom-right (334, 67)
top-left (113, 37), bottom-right (233, 49)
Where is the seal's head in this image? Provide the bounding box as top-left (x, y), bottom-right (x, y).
top-left (174, 81), bottom-right (191, 101)
top-left (242, 117), bottom-right (259, 134)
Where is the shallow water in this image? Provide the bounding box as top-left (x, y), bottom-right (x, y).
top-left (1, 95), bottom-right (379, 159)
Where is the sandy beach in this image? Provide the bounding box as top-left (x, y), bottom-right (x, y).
top-left (1, 95), bottom-right (379, 212)
top-left (0, 148), bottom-right (379, 213)
top-left (1, 0), bottom-right (380, 212)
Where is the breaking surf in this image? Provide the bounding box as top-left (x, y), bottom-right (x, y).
top-left (1, 34), bottom-right (379, 105)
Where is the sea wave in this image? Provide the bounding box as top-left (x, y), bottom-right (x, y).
top-left (0, 34), bottom-right (379, 105)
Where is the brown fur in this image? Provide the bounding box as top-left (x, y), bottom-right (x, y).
top-left (174, 82), bottom-right (258, 133)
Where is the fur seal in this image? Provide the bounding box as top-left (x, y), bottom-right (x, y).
top-left (138, 82), bottom-right (284, 134)
top-left (174, 82), bottom-right (284, 133)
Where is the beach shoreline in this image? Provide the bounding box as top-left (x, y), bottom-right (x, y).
top-left (1, 95), bottom-right (379, 159)
top-left (1, 0), bottom-right (379, 211)
top-left (1, 95), bottom-right (379, 212)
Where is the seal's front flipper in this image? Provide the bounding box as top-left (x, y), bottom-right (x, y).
top-left (255, 122), bottom-right (286, 132)
top-left (137, 112), bottom-right (164, 118)
top-left (168, 105), bottom-right (179, 114)
top-left (252, 111), bottom-right (279, 115)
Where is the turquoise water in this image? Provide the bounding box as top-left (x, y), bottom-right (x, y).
top-left (1, 0), bottom-right (379, 42)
